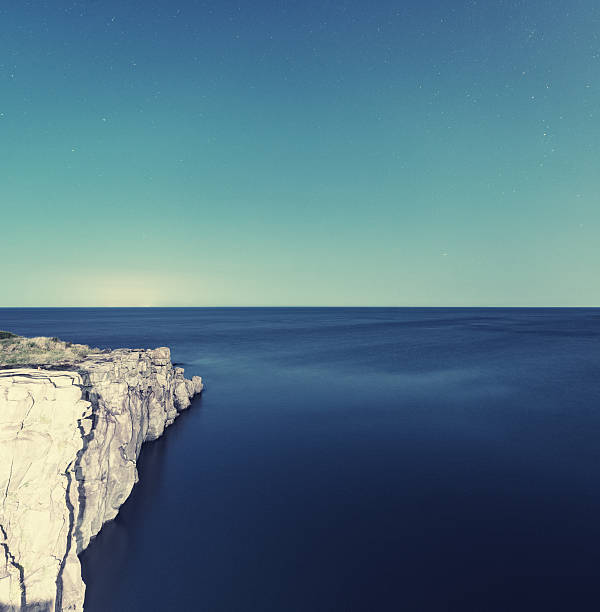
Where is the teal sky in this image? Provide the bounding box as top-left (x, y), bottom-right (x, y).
top-left (1, 1), bottom-right (599, 306)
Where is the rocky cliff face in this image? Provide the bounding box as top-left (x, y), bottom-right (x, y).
top-left (0, 347), bottom-right (203, 611)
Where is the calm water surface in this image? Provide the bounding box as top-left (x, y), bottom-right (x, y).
top-left (2, 308), bottom-right (600, 611)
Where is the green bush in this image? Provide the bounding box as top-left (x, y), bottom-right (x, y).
top-left (0, 331), bottom-right (18, 340)
top-left (0, 334), bottom-right (102, 366)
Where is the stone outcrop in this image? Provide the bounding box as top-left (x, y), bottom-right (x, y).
top-left (0, 347), bottom-right (203, 611)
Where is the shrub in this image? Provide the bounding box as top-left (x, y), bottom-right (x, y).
top-left (0, 334), bottom-right (102, 366)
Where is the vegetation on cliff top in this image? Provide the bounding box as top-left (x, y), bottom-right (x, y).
top-left (0, 332), bottom-right (102, 366)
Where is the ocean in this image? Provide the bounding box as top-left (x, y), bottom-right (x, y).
top-left (2, 307), bottom-right (600, 611)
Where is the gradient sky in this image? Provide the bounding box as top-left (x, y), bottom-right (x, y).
top-left (1, 0), bottom-right (599, 306)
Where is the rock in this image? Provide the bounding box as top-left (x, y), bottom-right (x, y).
top-left (0, 346), bottom-right (203, 611)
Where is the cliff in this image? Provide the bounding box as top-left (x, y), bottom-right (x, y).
top-left (0, 345), bottom-right (203, 611)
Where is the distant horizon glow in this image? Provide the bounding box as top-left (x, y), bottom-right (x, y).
top-left (1, 1), bottom-right (599, 307)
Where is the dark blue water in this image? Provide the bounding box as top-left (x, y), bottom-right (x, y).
top-left (2, 308), bottom-right (600, 611)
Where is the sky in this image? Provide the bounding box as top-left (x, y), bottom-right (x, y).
top-left (1, 0), bottom-right (599, 306)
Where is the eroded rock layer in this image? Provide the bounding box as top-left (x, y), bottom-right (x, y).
top-left (0, 348), bottom-right (203, 611)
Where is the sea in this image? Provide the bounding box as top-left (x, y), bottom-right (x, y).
top-left (2, 307), bottom-right (600, 611)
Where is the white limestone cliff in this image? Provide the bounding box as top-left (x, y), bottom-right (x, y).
top-left (0, 347), bottom-right (203, 611)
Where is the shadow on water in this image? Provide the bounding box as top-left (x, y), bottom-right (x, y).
top-left (79, 394), bottom-right (204, 610)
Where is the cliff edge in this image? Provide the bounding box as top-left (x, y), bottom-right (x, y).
top-left (0, 341), bottom-right (203, 611)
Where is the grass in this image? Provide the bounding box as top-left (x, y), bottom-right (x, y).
top-left (0, 332), bottom-right (103, 367)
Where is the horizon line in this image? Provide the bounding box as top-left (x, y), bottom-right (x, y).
top-left (1, 306), bottom-right (599, 309)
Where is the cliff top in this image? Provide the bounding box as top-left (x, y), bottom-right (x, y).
top-left (0, 332), bottom-right (103, 367)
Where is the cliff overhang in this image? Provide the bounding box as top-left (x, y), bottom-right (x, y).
top-left (0, 339), bottom-right (203, 611)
